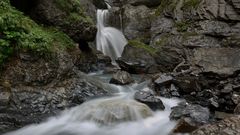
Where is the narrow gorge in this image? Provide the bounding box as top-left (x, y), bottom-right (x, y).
top-left (0, 0), bottom-right (240, 135)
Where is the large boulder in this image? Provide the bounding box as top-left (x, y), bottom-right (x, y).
top-left (20, 0), bottom-right (97, 42)
top-left (70, 99), bottom-right (153, 125)
top-left (116, 40), bottom-right (160, 74)
top-left (170, 103), bottom-right (210, 127)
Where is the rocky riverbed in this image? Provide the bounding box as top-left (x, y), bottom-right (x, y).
top-left (1, 0), bottom-right (240, 134)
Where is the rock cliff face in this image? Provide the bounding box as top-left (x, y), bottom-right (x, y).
top-left (108, 0), bottom-right (240, 53)
top-left (109, 0), bottom-right (240, 114)
top-left (0, 47), bottom-right (109, 134)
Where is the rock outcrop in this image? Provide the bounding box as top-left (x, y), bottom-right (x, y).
top-left (192, 115), bottom-right (240, 135)
top-left (0, 47), bottom-right (110, 134)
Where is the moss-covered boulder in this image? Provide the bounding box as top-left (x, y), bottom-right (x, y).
top-left (10, 0), bottom-right (97, 42)
top-left (116, 40), bottom-right (160, 74)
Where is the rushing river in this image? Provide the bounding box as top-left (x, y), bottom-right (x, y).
top-left (5, 2), bottom-right (183, 134)
top-left (5, 72), bottom-right (181, 135)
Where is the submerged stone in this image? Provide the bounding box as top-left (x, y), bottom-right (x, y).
top-left (70, 98), bottom-right (153, 125)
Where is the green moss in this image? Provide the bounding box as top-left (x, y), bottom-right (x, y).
top-left (155, 0), bottom-right (201, 16)
top-left (175, 21), bottom-right (191, 32)
top-left (128, 40), bottom-right (157, 55)
top-left (182, 0), bottom-right (201, 10)
top-left (0, 0), bottom-right (74, 66)
top-left (155, 0), bottom-right (178, 16)
top-left (54, 0), bottom-right (93, 24)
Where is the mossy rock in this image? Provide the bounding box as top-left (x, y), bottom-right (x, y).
top-left (0, 0), bottom-right (74, 68)
top-left (9, 0), bottom-right (97, 42)
top-left (128, 40), bottom-right (157, 55)
top-left (155, 0), bottom-right (201, 16)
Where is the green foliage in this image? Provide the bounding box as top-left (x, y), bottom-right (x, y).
top-left (175, 21), bottom-right (191, 32)
top-left (128, 40), bottom-right (157, 55)
top-left (155, 0), bottom-right (178, 16)
top-left (54, 0), bottom-right (93, 24)
top-left (0, 1), bottom-right (74, 66)
top-left (182, 0), bottom-right (201, 10)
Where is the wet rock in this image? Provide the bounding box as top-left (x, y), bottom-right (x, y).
top-left (109, 71), bottom-right (134, 85)
top-left (116, 43), bottom-right (160, 74)
top-left (0, 49), bottom-right (110, 134)
top-left (192, 116), bottom-right (240, 135)
top-left (134, 91), bottom-right (165, 111)
top-left (170, 103), bottom-right (210, 126)
top-left (154, 74), bottom-right (173, 86)
top-left (73, 99), bottom-right (153, 125)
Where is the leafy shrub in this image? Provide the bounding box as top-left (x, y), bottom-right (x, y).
top-left (0, 0), bottom-right (74, 66)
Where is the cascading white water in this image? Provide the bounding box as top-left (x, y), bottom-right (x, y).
top-left (5, 73), bottom-right (182, 135)
top-left (96, 8), bottom-right (127, 61)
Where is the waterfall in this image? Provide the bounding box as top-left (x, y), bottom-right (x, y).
top-left (96, 7), bottom-right (127, 61)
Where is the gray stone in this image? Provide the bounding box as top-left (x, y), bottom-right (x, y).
top-left (134, 91), bottom-right (165, 111)
top-left (170, 103), bottom-right (210, 126)
top-left (154, 74), bottom-right (173, 86)
top-left (122, 4), bottom-right (152, 43)
top-left (199, 20), bottom-right (233, 37)
top-left (192, 116), bottom-right (240, 135)
top-left (192, 48), bottom-right (240, 75)
top-left (109, 71), bottom-right (134, 85)
top-left (0, 91), bottom-right (11, 106)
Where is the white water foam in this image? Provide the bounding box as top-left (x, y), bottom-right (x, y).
top-left (96, 9), bottom-right (127, 61)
